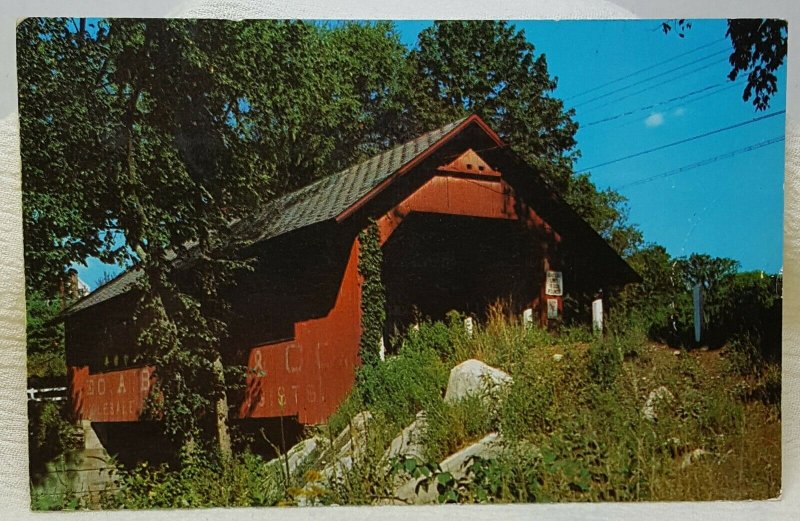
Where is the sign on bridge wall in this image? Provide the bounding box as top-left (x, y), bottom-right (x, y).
top-left (70, 366), bottom-right (155, 422)
top-left (545, 270), bottom-right (563, 296)
top-left (239, 240), bottom-right (363, 425)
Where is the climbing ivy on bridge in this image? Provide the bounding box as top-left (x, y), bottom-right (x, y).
top-left (357, 220), bottom-right (386, 369)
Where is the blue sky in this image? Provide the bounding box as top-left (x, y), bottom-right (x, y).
top-left (74, 19), bottom-right (786, 290)
top-left (395, 19), bottom-right (785, 274)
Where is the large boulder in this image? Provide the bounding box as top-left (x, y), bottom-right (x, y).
top-left (393, 432), bottom-right (504, 504)
top-left (444, 359), bottom-right (512, 404)
top-left (267, 435), bottom-right (326, 480)
top-left (318, 411), bottom-right (373, 482)
top-left (385, 410), bottom-right (428, 461)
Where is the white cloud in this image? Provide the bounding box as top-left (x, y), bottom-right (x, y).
top-left (644, 112), bottom-right (665, 128)
top-left (674, 106), bottom-right (687, 117)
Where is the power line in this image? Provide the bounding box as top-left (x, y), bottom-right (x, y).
top-left (580, 80), bottom-right (742, 129)
top-left (577, 110), bottom-right (785, 173)
top-left (565, 38), bottom-right (726, 102)
top-left (617, 136), bottom-right (785, 189)
top-left (586, 81), bottom-right (749, 135)
top-left (573, 49), bottom-right (730, 110)
top-left (575, 54), bottom-right (731, 114)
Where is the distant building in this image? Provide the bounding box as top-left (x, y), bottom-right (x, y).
top-left (59, 115), bottom-right (639, 439)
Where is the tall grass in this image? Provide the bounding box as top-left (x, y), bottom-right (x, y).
top-left (44, 308), bottom-right (779, 509)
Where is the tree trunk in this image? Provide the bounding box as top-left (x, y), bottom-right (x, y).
top-left (213, 355), bottom-right (232, 458)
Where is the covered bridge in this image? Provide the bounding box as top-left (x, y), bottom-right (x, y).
top-left (61, 115), bottom-right (639, 435)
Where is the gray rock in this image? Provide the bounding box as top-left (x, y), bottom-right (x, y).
top-left (444, 359), bottom-right (513, 404)
top-left (385, 410), bottom-right (428, 461)
top-left (393, 432), bottom-right (504, 504)
top-left (642, 386), bottom-right (674, 422)
top-left (681, 448), bottom-right (712, 469)
top-left (319, 411), bottom-right (373, 483)
top-left (267, 435), bottom-right (325, 479)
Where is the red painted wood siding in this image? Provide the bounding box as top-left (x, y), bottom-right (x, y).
top-left (239, 239), bottom-right (363, 424)
top-left (376, 175), bottom-right (560, 244)
top-left (69, 169), bottom-right (563, 424)
top-left (69, 365), bottom-right (155, 422)
top-left (378, 174), bottom-right (562, 326)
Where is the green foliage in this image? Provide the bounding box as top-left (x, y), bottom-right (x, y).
top-left (615, 244), bottom-right (680, 342)
top-left (25, 290), bottom-right (65, 379)
top-left (28, 401), bottom-right (80, 481)
top-left (357, 220), bottom-right (386, 369)
top-left (400, 315), bottom-right (777, 504)
top-left (422, 395), bottom-right (494, 463)
top-left (463, 453), bottom-right (541, 503)
top-left (106, 450), bottom-right (283, 509)
top-left (587, 336), bottom-right (623, 387)
top-left (356, 333), bottom-right (449, 428)
top-left (235, 21), bottom-right (414, 194)
top-left (500, 373), bottom-right (555, 440)
top-left (725, 334), bottom-right (781, 407)
top-left (402, 315), bottom-right (461, 362)
top-left (320, 21), bottom-right (419, 166)
top-left (411, 21), bottom-right (577, 191)
top-left (30, 485), bottom-right (84, 511)
top-left (449, 304), bottom-right (557, 372)
top-left (725, 333), bottom-right (766, 377)
top-left (661, 19), bottom-right (787, 111)
top-left (618, 248), bottom-right (781, 353)
top-left (726, 19), bottom-right (788, 110)
top-left (757, 363), bottom-right (782, 406)
top-left (324, 392), bottom-right (367, 439)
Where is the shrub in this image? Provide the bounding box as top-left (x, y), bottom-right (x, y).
top-left (28, 401), bottom-right (80, 482)
top-left (356, 333), bottom-right (449, 428)
top-left (106, 449), bottom-right (283, 509)
top-left (608, 318), bottom-right (648, 359)
top-left (756, 363), bottom-right (782, 406)
top-left (401, 318), bottom-right (458, 362)
top-left (725, 333), bottom-right (766, 377)
top-left (587, 337), bottom-right (622, 387)
top-left (324, 391), bottom-right (366, 438)
top-left (455, 304), bottom-right (555, 374)
top-left (422, 394), bottom-right (494, 462)
top-left (500, 373), bottom-right (555, 441)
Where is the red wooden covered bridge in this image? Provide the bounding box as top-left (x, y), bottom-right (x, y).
top-left (61, 115), bottom-right (639, 441)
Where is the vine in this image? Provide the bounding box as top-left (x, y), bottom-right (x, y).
top-left (357, 220), bottom-right (386, 369)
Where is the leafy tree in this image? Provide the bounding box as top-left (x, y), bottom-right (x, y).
top-left (234, 20), bottom-right (414, 195)
top-left (614, 244), bottom-right (680, 341)
top-left (321, 21), bottom-right (419, 163)
top-left (409, 20), bottom-right (641, 255)
top-left (25, 290), bottom-right (66, 380)
top-left (675, 253), bottom-right (739, 292)
top-left (617, 248), bottom-right (780, 350)
top-left (17, 18), bottom-right (125, 297)
top-left (410, 20), bottom-right (578, 192)
top-left (726, 19), bottom-right (787, 111)
top-left (18, 18), bottom-right (416, 456)
top-left (662, 18), bottom-right (787, 110)
top-left (18, 18), bottom-right (276, 455)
